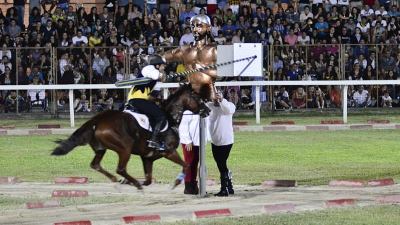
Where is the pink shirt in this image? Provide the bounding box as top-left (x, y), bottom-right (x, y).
top-left (285, 34), bottom-right (298, 46)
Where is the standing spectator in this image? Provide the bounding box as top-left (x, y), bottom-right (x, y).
top-left (12, 0), bottom-right (26, 27)
top-left (178, 110), bottom-right (203, 195)
top-left (207, 91), bottom-right (236, 197)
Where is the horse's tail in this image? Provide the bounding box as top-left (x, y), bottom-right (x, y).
top-left (51, 119), bottom-right (95, 156)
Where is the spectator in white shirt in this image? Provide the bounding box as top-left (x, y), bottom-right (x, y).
top-left (72, 30), bottom-right (88, 46)
top-left (353, 86), bottom-right (370, 107)
top-left (207, 91), bottom-right (236, 197)
top-left (179, 27), bottom-right (195, 46)
top-left (297, 32), bottom-right (311, 45)
top-left (381, 92), bottom-right (392, 107)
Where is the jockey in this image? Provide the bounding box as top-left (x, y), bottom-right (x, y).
top-left (127, 54), bottom-right (167, 151)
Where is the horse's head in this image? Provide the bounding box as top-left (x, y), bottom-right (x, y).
top-left (162, 84), bottom-right (205, 126)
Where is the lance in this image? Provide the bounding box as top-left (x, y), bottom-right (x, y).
top-left (115, 55), bottom-right (257, 87)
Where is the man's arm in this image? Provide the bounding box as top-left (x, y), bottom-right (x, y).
top-left (162, 46), bottom-right (186, 63)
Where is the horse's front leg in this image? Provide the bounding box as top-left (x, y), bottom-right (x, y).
top-left (164, 150), bottom-right (188, 189)
top-left (140, 155), bottom-right (162, 185)
top-left (116, 152), bottom-right (143, 190)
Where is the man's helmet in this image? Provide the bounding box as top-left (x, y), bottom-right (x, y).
top-left (190, 14), bottom-right (211, 26)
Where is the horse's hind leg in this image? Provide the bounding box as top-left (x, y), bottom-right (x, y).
top-left (165, 151), bottom-right (189, 188)
top-left (116, 152), bottom-right (143, 190)
top-left (90, 149), bottom-right (118, 182)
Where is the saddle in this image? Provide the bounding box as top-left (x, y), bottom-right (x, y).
top-left (123, 105), bottom-right (168, 132)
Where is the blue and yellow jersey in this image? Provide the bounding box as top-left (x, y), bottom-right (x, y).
top-left (127, 80), bottom-right (157, 101)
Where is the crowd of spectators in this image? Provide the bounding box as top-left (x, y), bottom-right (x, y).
top-left (0, 0), bottom-right (399, 113)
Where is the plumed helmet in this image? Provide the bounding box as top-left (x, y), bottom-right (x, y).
top-left (190, 14), bottom-right (211, 26)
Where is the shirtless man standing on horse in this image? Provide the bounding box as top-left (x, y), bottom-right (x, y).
top-left (161, 14), bottom-right (218, 104)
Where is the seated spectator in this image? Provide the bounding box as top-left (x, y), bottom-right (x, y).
top-left (0, 66), bottom-right (14, 85)
top-left (4, 91), bottom-right (26, 113)
top-left (381, 91), bottom-right (392, 107)
top-left (274, 86), bottom-right (291, 109)
top-left (221, 19), bottom-right (237, 39)
top-left (28, 76), bottom-right (47, 111)
top-left (72, 29), bottom-right (88, 46)
top-left (179, 27), bottom-right (194, 46)
top-left (297, 32), bottom-right (311, 45)
top-left (214, 30), bottom-right (227, 45)
top-left (29, 65), bottom-right (45, 84)
top-left (226, 88), bottom-right (239, 107)
top-left (328, 85), bottom-right (341, 107)
top-left (352, 85), bottom-right (370, 107)
top-left (159, 30), bottom-right (174, 47)
top-left (89, 30), bottom-right (103, 47)
top-left (74, 93), bottom-right (90, 112)
top-left (284, 29), bottom-right (298, 46)
top-left (241, 88), bottom-right (254, 109)
top-left (6, 19), bottom-right (21, 39)
top-left (292, 87), bottom-right (307, 109)
top-left (94, 89), bottom-right (114, 111)
top-left (307, 86), bottom-right (318, 108)
top-left (314, 16), bottom-right (329, 40)
top-left (315, 86), bottom-right (325, 109)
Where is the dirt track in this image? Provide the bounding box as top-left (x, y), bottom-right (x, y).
top-left (1, 181), bottom-right (400, 225)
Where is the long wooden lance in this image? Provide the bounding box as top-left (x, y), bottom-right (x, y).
top-left (115, 55), bottom-right (257, 87)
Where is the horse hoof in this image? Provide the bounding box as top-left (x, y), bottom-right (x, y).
top-left (111, 177), bottom-right (118, 182)
top-left (142, 180), bottom-right (152, 186)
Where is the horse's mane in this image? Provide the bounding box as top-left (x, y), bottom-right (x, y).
top-left (161, 83), bottom-right (192, 109)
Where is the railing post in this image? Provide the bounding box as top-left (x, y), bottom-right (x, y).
top-left (199, 117), bottom-right (207, 197)
top-left (342, 85), bottom-right (348, 124)
top-left (69, 89), bottom-right (75, 128)
top-left (255, 85), bottom-right (260, 124)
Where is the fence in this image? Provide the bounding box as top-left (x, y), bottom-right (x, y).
top-left (1, 79), bottom-right (400, 127)
top-left (0, 44), bottom-right (399, 116)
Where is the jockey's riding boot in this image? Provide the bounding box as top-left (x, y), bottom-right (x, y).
top-left (147, 121), bottom-right (165, 151)
top-left (184, 182), bottom-right (194, 195)
top-left (191, 181), bottom-right (199, 195)
top-left (227, 170), bottom-right (234, 195)
top-left (214, 173), bottom-right (229, 197)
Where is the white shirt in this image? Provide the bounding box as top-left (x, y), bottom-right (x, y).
top-left (382, 95), bottom-right (392, 102)
top-left (207, 99), bottom-right (236, 146)
top-left (360, 8), bottom-right (374, 17)
top-left (179, 110), bottom-right (209, 146)
top-left (179, 33), bottom-right (195, 46)
top-left (353, 90), bottom-right (369, 104)
top-left (72, 35), bottom-right (88, 45)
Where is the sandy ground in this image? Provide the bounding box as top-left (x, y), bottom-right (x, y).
top-left (1, 181), bottom-right (400, 225)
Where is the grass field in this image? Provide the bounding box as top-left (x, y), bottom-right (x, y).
top-left (0, 130), bottom-right (399, 185)
top-left (170, 205), bottom-right (400, 225)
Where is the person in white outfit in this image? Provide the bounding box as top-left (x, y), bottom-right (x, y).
top-left (207, 91), bottom-right (236, 197)
top-left (179, 110), bottom-right (203, 195)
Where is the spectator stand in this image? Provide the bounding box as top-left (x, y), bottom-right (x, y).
top-left (0, 0), bottom-right (399, 114)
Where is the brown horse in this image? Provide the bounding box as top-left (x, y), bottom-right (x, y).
top-left (51, 84), bottom-right (207, 190)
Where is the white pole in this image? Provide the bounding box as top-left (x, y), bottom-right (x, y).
top-left (255, 86), bottom-right (260, 124)
top-left (342, 85), bottom-right (348, 124)
top-left (199, 117), bottom-right (207, 197)
top-left (69, 89), bottom-right (75, 128)
top-left (163, 88), bottom-right (169, 100)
